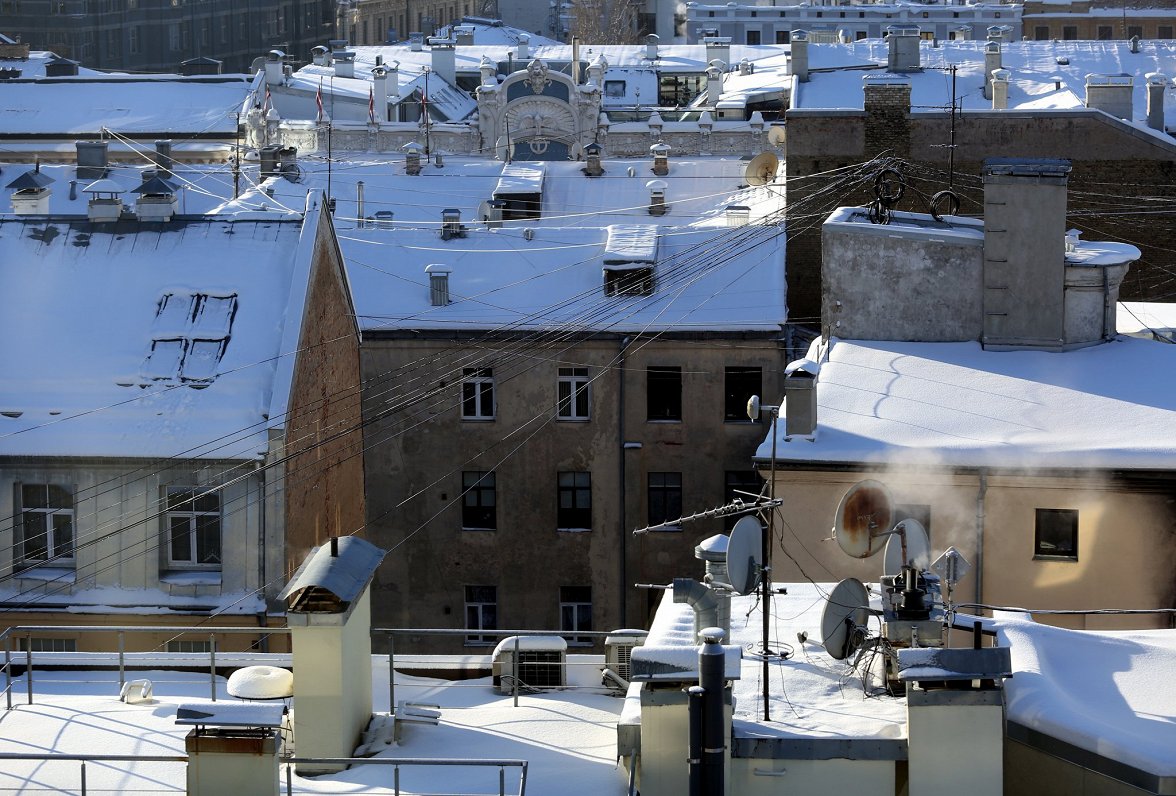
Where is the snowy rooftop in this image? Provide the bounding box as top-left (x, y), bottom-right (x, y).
top-left (0, 193), bottom-right (316, 459)
top-left (1119, 301), bottom-right (1176, 342)
top-left (755, 336), bottom-right (1176, 470)
top-left (795, 39), bottom-right (1176, 129)
top-left (246, 155), bottom-right (788, 333)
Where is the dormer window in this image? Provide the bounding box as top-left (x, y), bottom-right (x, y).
top-left (602, 224), bottom-right (658, 297)
top-left (604, 268), bottom-right (654, 296)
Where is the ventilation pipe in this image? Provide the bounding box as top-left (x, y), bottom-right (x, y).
top-left (791, 30), bottom-right (809, 82)
top-left (783, 365), bottom-right (817, 437)
top-left (650, 142), bottom-right (670, 176)
top-left (647, 111), bottom-right (663, 138)
top-left (645, 33), bottom-right (659, 60)
top-left (1130, 35), bottom-right (1140, 53)
top-left (429, 38), bottom-right (456, 85)
top-left (647, 179), bottom-right (668, 216)
top-left (440, 208), bottom-right (462, 239)
top-left (703, 36), bottom-right (731, 69)
top-left (426, 264), bottom-right (452, 305)
top-left (706, 59), bottom-right (725, 104)
top-left (886, 25), bottom-right (921, 72)
top-left (372, 66), bottom-right (389, 122)
top-left (698, 628), bottom-right (727, 796)
top-left (983, 41), bottom-right (1001, 100)
top-left (264, 49), bottom-right (285, 86)
top-left (259, 144), bottom-right (281, 178)
top-left (673, 579), bottom-right (724, 642)
top-left (404, 142), bottom-right (423, 175)
top-left (356, 181), bottom-right (365, 228)
top-left (991, 68), bottom-right (1010, 110)
top-left (584, 141), bottom-right (604, 176)
top-left (1147, 73), bottom-right (1167, 131)
top-left (311, 45), bottom-right (329, 66)
top-left (739, 58), bottom-right (752, 76)
top-left (518, 33), bottom-right (530, 60)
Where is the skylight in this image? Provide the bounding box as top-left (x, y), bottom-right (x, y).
top-left (141, 292), bottom-right (237, 388)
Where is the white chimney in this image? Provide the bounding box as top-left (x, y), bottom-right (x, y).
top-left (333, 51), bottom-right (355, 79)
top-left (703, 36), bottom-right (731, 70)
top-left (983, 41), bottom-right (1001, 100)
top-left (410, 32), bottom-right (424, 51)
top-left (7, 164), bottom-right (54, 215)
top-left (429, 38), bottom-right (456, 85)
top-left (263, 49), bottom-right (285, 87)
top-left (1085, 73), bottom-right (1134, 120)
top-left (479, 55), bottom-right (496, 86)
top-left (518, 33), bottom-right (530, 60)
top-left (791, 30), bottom-right (809, 83)
top-left (455, 25), bottom-right (475, 45)
top-left (426, 264), bottom-right (452, 305)
top-left (886, 25), bottom-right (921, 72)
top-left (645, 33), bottom-right (659, 60)
top-left (372, 66), bottom-right (389, 122)
top-left (83, 179), bottom-right (125, 222)
top-left (311, 45), bottom-right (329, 66)
top-left (706, 60), bottom-right (725, 105)
top-left (991, 68), bottom-right (1010, 110)
top-left (647, 111), bottom-right (663, 139)
top-left (646, 179), bottom-right (668, 215)
top-left (1147, 73), bottom-right (1167, 131)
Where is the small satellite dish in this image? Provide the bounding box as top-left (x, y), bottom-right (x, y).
top-left (746, 394), bottom-right (761, 421)
top-left (744, 152), bottom-right (779, 186)
top-left (832, 480), bottom-right (893, 559)
top-left (726, 515), bottom-right (762, 595)
top-left (477, 199), bottom-right (492, 222)
top-left (820, 578), bottom-right (870, 660)
top-left (882, 518), bottom-right (931, 577)
top-left (767, 125), bottom-right (786, 148)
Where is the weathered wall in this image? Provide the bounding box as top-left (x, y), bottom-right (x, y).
top-left (282, 206), bottom-right (367, 581)
top-left (785, 105), bottom-right (1176, 326)
top-left (360, 333), bottom-right (784, 652)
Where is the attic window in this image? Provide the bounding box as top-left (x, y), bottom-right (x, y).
top-left (141, 292), bottom-right (237, 387)
top-left (604, 80), bottom-right (626, 98)
top-left (604, 268), bottom-right (654, 296)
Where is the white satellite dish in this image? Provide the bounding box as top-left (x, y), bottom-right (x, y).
top-left (726, 515), bottom-right (763, 596)
top-left (883, 518), bottom-right (931, 577)
top-left (831, 480), bottom-right (893, 559)
top-left (767, 125), bottom-right (786, 148)
top-left (746, 394), bottom-right (761, 422)
top-left (477, 200), bottom-right (492, 222)
top-left (744, 152), bottom-right (779, 186)
top-left (820, 578), bottom-right (871, 660)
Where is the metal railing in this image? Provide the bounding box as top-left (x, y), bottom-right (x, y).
top-left (284, 757), bottom-right (528, 796)
top-left (0, 753), bottom-right (187, 795)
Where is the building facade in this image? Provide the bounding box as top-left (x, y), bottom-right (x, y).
top-left (1022, 0), bottom-right (1176, 41)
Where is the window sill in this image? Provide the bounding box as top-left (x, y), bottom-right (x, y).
top-left (161, 570), bottom-right (223, 585)
top-left (557, 527), bottom-right (592, 533)
top-left (461, 527), bottom-right (497, 532)
top-left (1032, 555), bottom-right (1078, 562)
top-left (15, 566), bottom-right (75, 583)
top-left (556, 417), bottom-right (591, 423)
top-left (461, 417), bottom-right (496, 422)
top-left (646, 419), bottom-right (682, 424)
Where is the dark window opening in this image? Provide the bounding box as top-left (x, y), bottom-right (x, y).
top-left (604, 268), bottom-right (654, 297)
top-left (558, 471), bottom-right (592, 530)
top-left (462, 471), bottom-right (496, 530)
top-left (724, 470), bottom-right (762, 529)
top-left (648, 472), bottom-right (683, 528)
top-left (1035, 508), bottom-right (1078, 559)
top-left (647, 366), bottom-right (682, 421)
top-left (724, 366), bottom-right (762, 422)
top-left (560, 585), bottom-right (592, 644)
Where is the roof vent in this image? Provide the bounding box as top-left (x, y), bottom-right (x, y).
top-left (791, 30), bottom-right (809, 82)
top-left (726, 204), bottom-right (750, 226)
top-left (703, 36), bottom-right (731, 69)
top-left (7, 164), bottom-right (54, 215)
top-left (333, 50), bottom-right (356, 79)
top-left (264, 49), bottom-right (286, 87)
top-left (404, 142), bottom-right (424, 175)
top-left (650, 142), bottom-right (670, 176)
top-left (455, 25), bottom-right (475, 45)
top-left (584, 142), bottom-right (604, 177)
top-left (518, 33), bottom-right (530, 60)
top-left (440, 208), bottom-right (465, 240)
top-left (83, 178), bottom-right (125, 222)
top-left (645, 33), bottom-right (659, 60)
top-left (132, 173), bottom-right (179, 222)
top-left (409, 32), bottom-right (424, 51)
top-left (646, 179), bottom-right (668, 216)
top-left (311, 45), bottom-right (329, 66)
top-left (426, 263), bottom-right (452, 306)
top-left (75, 140), bottom-right (109, 180)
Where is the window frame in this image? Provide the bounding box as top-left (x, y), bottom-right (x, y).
top-left (464, 585), bottom-right (498, 645)
top-left (557, 471), bottom-right (592, 531)
top-left (560, 585), bottom-right (593, 645)
top-left (164, 487), bottom-right (222, 570)
top-left (647, 472), bottom-right (683, 529)
top-left (461, 471), bottom-right (497, 531)
top-left (461, 367), bottom-right (496, 420)
top-left (646, 366), bottom-right (682, 422)
top-left (1034, 508), bottom-right (1078, 560)
top-left (557, 367), bottom-right (591, 421)
top-left (723, 366), bottom-right (762, 423)
top-left (15, 483), bottom-right (75, 569)
top-left (724, 470), bottom-right (763, 529)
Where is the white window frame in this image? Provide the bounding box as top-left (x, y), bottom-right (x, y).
top-left (17, 484), bottom-right (75, 568)
top-left (465, 585), bottom-right (497, 645)
top-left (560, 586), bottom-right (592, 645)
top-left (461, 368), bottom-right (496, 420)
top-left (557, 367), bottom-right (590, 421)
top-left (165, 488), bottom-right (222, 570)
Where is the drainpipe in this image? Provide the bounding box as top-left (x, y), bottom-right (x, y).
top-left (674, 578), bottom-right (721, 639)
top-left (975, 469), bottom-right (988, 605)
top-left (618, 335), bottom-right (631, 626)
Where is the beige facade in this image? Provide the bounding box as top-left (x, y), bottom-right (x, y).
top-left (1022, 1), bottom-right (1176, 41)
top-left (360, 334), bottom-right (784, 651)
top-left (342, 0), bottom-right (480, 44)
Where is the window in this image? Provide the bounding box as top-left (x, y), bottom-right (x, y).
top-left (1034, 25), bottom-right (1050, 41)
top-left (16, 484), bottom-right (74, 568)
top-left (465, 585), bottom-right (497, 644)
top-left (165, 488), bottom-right (221, 569)
top-left (168, 22), bottom-right (181, 50)
top-left (1127, 25), bottom-right (1143, 39)
top-left (648, 472), bottom-right (682, 528)
top-left (560, 586), bottom-right (592, 644)
top-left (604, 267), bottom-right (654, 297)
top-left (1062, 25), bottom-right (1078, 40)
top-left (461, 368), bottom-right (495, 420)
top-left (462, 471), bottom-right (496, 530)
top-left (142, 292), bottom-right (237, 387)
top-left (856, 30), bottom-right (868, 40)
top-left (724, 366), bottom-right (762, 422)
top-left (1097, 25), bottom-right (1113, 40)
top-left (724, 470), bottom-right (762, 528)
top-left (17, 637), bottom-right (77, 652)
top-left (167, 639), bottom-right (212, 653)
top-left (557, 367), bottom-right (590, 420)
top-left (775, 30), bottom-right (790, 44)
top-left (746, 29), bottom-right (760, 45)
top-left (647, 366), bottom-right (682, 421)
top-left (1035, 509), bottom-right (1078, 559)
top-left (604, 80), bottom-right (626, 98)
top-left (558, 472), bottom-right (592, 530)
top-left (1159, 25), bottom-right (1173, 39)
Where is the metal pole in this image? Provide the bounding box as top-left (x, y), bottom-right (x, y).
top-left (512, 636), bottom-right (520, 707)
top-left (80, 760), bottom-right (87, 796)
top-left (499, 765), bottom-right (506, 796)
top-left (949, 65), bottom-right (957, 189)
top-left (209, 634), bottom-right (217, 702)
top-left (762, 410), bottom-right (778, 722)
top-left (357, 181), bottom-right (365, 228)
top-left (700, 629), bottom-right (726, 796)
top-left (687, 685), bottom-right (704, 796)
top-left (5, 634), bottom-right (12, 711)
top-left (118, 631), bottom-right (125, 692)
top-left (25, 634), bottom-right (32, 705)
top-left (388, 631), bottom-right (395, 715)
top-left (394, 764), bottom-right (401, 796)
top-left (286, 763), bottom-right (292, 796)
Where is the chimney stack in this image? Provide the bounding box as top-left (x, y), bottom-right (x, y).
top-left (706, 60), bottom-right (725, 105)
top-left (783, 365), bottom-right (817, 438)
top-left (518, 33), bottom-right (530, 60)
top-left (1146, 73), bottom-right (1167, 131)
top-left (264, 49), bottom-right (285, 86)
top-left (991, 68), bottom-right (1010, 110)
top-left (650, 142), bottom-right (670, 176)
top-left (791, 30), bottom-right (809, 83)
top-left (703, 36), bottom-right (731, 69)
top-left (646, 179), bottom-right (668, 216)
top-left (333, 50), bottom-right (355, 79)
top-left (1085, 73), bottom-right (1134, 120)
top-left (429, 38), bottom-right (456, 85)
top-left (983, 41), bottom-right (1001, 100)
top-left (372, 66), bottom-right (389, 123)
top-left (886, 25), bottom-right (921, 72)
top-left (645, 33), bottom-right (659, 60)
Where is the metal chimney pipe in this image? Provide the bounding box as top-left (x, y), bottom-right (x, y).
top-left (699, 627), bottom-right (726, 796)
top-left (357, 181), bottom-right (365, 228)
top-left (687, 685), bottom-right (705, 796)
top-left (330, 537), bottom-right (339, 557)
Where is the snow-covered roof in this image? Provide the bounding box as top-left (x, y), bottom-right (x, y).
top-left (1119, 301), bottom-right (1176, 343)
top-left (249, 155), bottom-right (787, 334)
top-left (0, 75), bottom-right (252, 137)
top-left (0, 198), bottom-right (317, 459)
top-left (755, 336), bottom-right (1176, 471)
top-left (0, 49), bottom-right (106, 79)
top-left (795, 39), bottom-right (1176, 130)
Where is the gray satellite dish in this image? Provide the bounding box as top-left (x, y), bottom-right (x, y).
top-left (767, 125), bottom-right (786, 148)
top-left (883, 518), bottom-right (931, 577)
top-left (820, 578), bottom-right (870, 660)
top-left (726, 515), bottom-right (762, 595)
top-left (477, 200), bottom-right (492, 222)
top-left (744, 152), bottom-right (779, 186)
top-left (832, 480), bottom-right (894, 559)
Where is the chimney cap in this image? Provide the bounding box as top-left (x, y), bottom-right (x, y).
top-left (6, 169), bottom-right (54, 190)
top-left (650, 142), bottom-right (670, 155)
top-left (646, 179), bottom-right (668, 191)
top-left (425, 263), bottom-right (452, 274)
top-left (82, 178), bottom-right (124, 194)
top-left (402, 141), bottom-right (424, 153)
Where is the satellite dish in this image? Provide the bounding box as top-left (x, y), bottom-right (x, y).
top-left (882, 518), bottom-right (931, 577)
top-left (746, 394), bottom-right (761, 421)
top-left (820, 578), bottom-right (870, 660)
top-left (767, 125), bottom-right (786, 148)
top-left (744, 152), bottom-right (779, 186)
top-left (832, 480), bottom-right (893, 559)
top-left (726, 515), bottom-right (762, 595)
top-left (477, 199), bottom-right (492, 222)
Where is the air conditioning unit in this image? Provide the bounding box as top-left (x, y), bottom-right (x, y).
top-left (602, 629), bottom-right (648, 687)
top-left (492, 636), bottom-right (567, 694)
